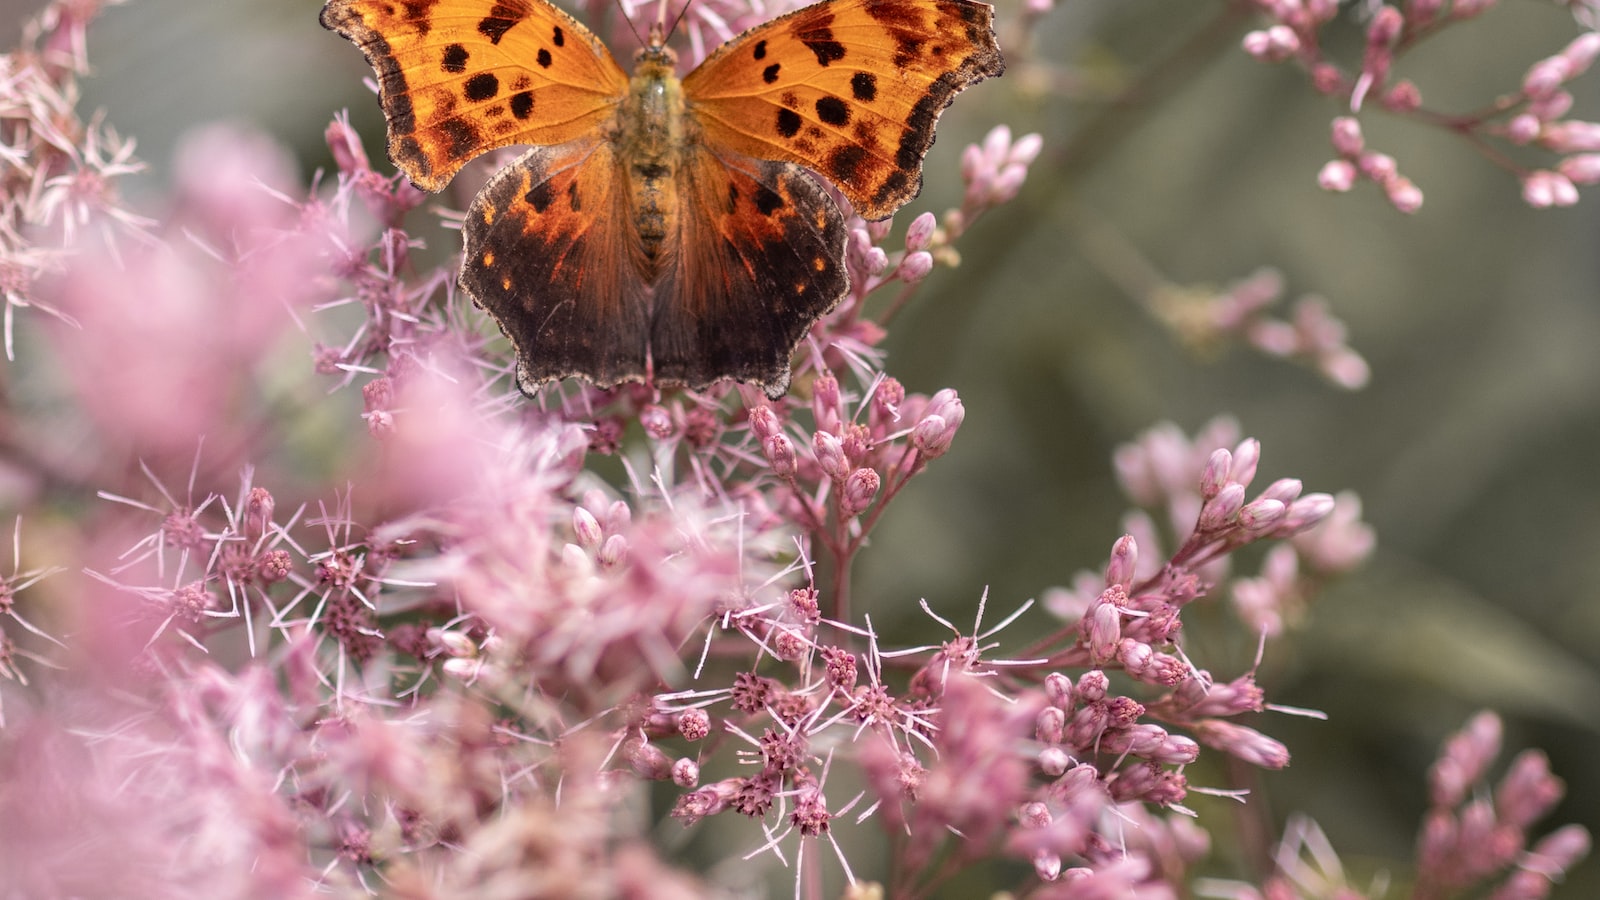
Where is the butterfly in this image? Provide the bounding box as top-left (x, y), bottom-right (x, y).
top-left (321, 0), bottom-right (1003, 398)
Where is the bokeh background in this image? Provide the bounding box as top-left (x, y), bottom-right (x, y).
top-left (6, 0), bottom-right (1599, 893)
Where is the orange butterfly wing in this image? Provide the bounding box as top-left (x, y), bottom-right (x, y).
top-left (682, 0), bottom-right (1004, 220)
top-left (648, 149), bottom-right (848, 397)
top-left (320, 0), bottom-right (628, 191)
top-left (459, 141), bottom-right (653, 391)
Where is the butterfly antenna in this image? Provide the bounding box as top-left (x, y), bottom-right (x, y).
top-left (612, 0), bottom-right (646, 48)
top-left (664, 0), bottom-right (693, 42)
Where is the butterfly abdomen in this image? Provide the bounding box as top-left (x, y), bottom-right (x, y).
top-left (617, 48), bottom-right (687, 273)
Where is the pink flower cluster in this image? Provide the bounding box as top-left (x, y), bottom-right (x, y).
top-left (1245, 1), bottom-right (1600, 210)
top-left (0, 2), bottom-right (1589, 898)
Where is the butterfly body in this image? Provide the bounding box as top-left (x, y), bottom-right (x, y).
top-left (615, 42), bottom-right (686, 270)
top-left (322, 0), bottom-right (1003, 398)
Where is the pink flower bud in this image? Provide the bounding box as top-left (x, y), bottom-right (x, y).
top-left (1507, 113), bottom-right (1542, 145)
top-left (983, 123), bottom-right (1013, 166)
top-left (1330, 116), bottom-right (1364, 156)
top-left (1038, 746), bottom-right (1070, 777)
top-left (244, 486), bottom-right (274, 540)
top-left (1359, 151), bottom-right (1397, 181)
top-left (1540, 120), bottom-right (1600, 152)
top-left (1036, 706), bottom-right (1066, 744)
top-left (1317, 159), bottom-right (1357, 192)
top-left (1238, 497), bottom-right (1287, 531)
top-left (1242, 29), bottom-right (1280, 63)
top-left (904, 211), bottom-right (937, 251)
top-left (1258, 477), bottom-right (1302, 504)
top-left (1033, 851), bottom-right (1062, 883)
top-left (841, 467), bottom-right (880, 516)
top-left (764, 433), bottom-right (797, 477)
top-left (325, 114), bottom-right (370, 175)
top-left (572, 506), bottom-right (603, 549)
top-left (1200, 448), bottom-right (1232, 499)
top-left (640, 404), bottom-right (673, 439)
top-left (1311, 62), bottom-right (1343, 94)
top-left (1385, 175), bottom-right (1424, 213)
top-left (1524, 56), bottom-right (1572, 100)
top-left (812, 373), bottom-right (842, 435)
top-left (862, 245), bottom-right (890, 275)
top-left (912, 389), bottom-right (964, 457)
top-left (629, 740), bottom-right (673, 780)
top-left (1523, 169), bottom-right (1580, 207)
top-left (677, 708), bottom-right (711, 741)
top-left (1530, 90), bottom-right (1573, 123)
top-left (897, 250), bottom-right (934, 283)
top-left (1075, 670), bottom-right (1108, 702)
top-left (813, 431), bottom-right (848, 481)
top-left (1199, 483), bottom-right (1246, 532)
top-left (597, 533), bottom-right (628, 569)
top-left (990, 163), bottom-right (1029, 203)
top-left (1230, 438), bottom-right (1260, 486)
top-left (748, 404), bottom-right (780, 440)
top-left (1009, 132), bottom-right (1044, 167)
top-left (1384, 79), bottom-right (1421, 112)
top-left (1558, 153), bottom-right (1600, 184)
top-left (1105, 535), bottom-right (1138, 589)
top-left (1281, 492), bottom-right (1336, 532)
top-left (1367, 6), bottom-right (1403, 47)
top-left (1563, 31), bottom-right (1600, 75)
top-left (1085, 601), bottom-right (1122, 665)
top-left (672, 757), bottom-right (699, 787)
top-left (1194, 719), bottom-right (1290, 768)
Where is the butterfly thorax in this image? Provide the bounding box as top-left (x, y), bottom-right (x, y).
top-left (615, 44), bottom-right (688, 271)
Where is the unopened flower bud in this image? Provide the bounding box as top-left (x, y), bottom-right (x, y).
top-left (1036, 706), bottom-right (1066, 744)
top-left (640, 404), bottom-right (673, 439)
top-left (325, 115), bottom-right (370, 175)
top-left (1258, 477), bottom-right (1302, 504)
top-left (764, 433), bottom-right (797, 477)
top-left (244, 487), bottom-right (275, 540)
top-left (677, 708), bottom-right (711, 741)
top-left (1281, 492), bottom-right (1336, 532)
top-left (748, 404), bottom-right (780, 440)
top-left (1230, 438), bottom-right (1261, 486)
top-left (1317, 159), bottom-right (1357, 192)
top-left (812, 373), bottom-right (842, 434)
top-left (1038, 746), bottom-right (1070, 777)
top-left (904, 211), bottom-right (937, 251)
top-left (1105, 534), bottom-right (1137, 589)
top-left (1384, 175), bottom-right (1424, 213)
top-left (597, 533), bottom-right (629, 569)
top-left (842, 467), bottom-right (880, 516)
top-left (897, 249), bottom-right (934, 283)
top-left (813, 431), bottom-right (849, 481)
top-left (573, 507), bottom-right (603, 549)
top-left (1198, 483), bottom-right (1246, 532)
top-left (629, 740), bottom-right (673, 780)
top-left (1200, 448), bottom-right (1232, 499)
top-left (1238, 498), bottom-right (1287, 531)
top-left (672, 757), bottom-right (699, 787)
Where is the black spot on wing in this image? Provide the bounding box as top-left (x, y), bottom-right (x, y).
top-left (442, 43), bottom-right (469, 73)
top-left (537, 48), bottom-right (553, 68)
top-left (440, 118), bottom-right (480, 158)
top-left (753, 39), bottom-right (767, 61)
top-left (552, 25), bottom-right (565, 46)
top-left (776, 108), bottom-right (802, 139)
top-left (525, 180), bottom-right (554, 213)
top-left (464, 72), bottom-right (499, 101)
top-left (850, 72), bottom-right (877, 102)
top-left (510, 91), bottom-right (534, 119)
top-left (815, 96), bottom-right (849, 126)
top-left (763, 63), bottom-right (780, 84)
top-left (827, 145), bottom-right (866, 185)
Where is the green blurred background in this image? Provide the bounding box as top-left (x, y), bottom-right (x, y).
top-left (16, 0), bottom-right (1600, 893)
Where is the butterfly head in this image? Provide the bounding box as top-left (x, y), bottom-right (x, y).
top-left (635, 23), bottom-right (679, 69)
